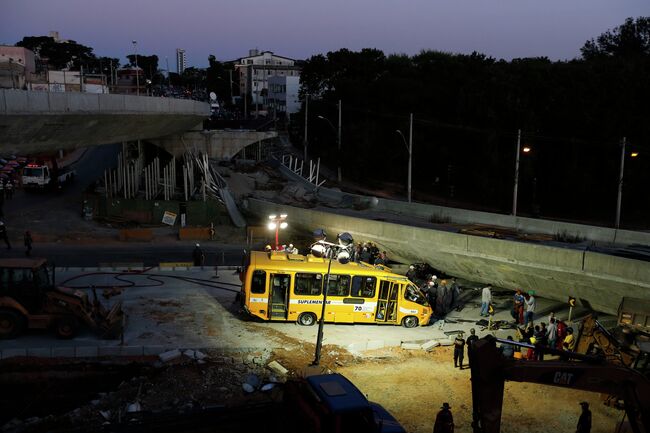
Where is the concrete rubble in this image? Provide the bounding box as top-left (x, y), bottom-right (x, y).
top-left (158, 349), bottom-right (182, 363)
top-left (267, 360), bottom-right (288, 376)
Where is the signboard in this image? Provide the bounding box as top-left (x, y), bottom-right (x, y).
top-left (162, 211), bottom-right (177, 226)
top-left (568, 297), bottom-right (576, 307)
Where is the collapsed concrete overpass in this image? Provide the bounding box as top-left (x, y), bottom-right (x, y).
top-left (244, 197), bottom-right (650, 316)
top-left (0, 89), bottom-right (275, 159)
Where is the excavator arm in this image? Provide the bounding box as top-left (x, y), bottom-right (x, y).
top-left (470, 335), bottom-right (650, 433)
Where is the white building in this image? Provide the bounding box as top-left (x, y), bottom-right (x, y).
top-left (268, 75), bottom-right (300, 116)
top-left (176, 48), bottom-right (186, 74)
top-left (235, 49), bottom-right (301, 108)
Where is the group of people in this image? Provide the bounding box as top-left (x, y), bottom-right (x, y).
top-left (264, 243), bottom-right (299, 254)
top-left (510, 289), bottom-right (537, 326)
top-left (418, 274), bottom-right (461, 318)
top-left (0, 221), bottom-right (32, 255)
top-left (354, 241), bottom-right (387, 265)
top-left (433, 400), bottom-right (591, 433)
top-left (513, 311), bottom-right (577, 360)
top-left (452, 328), bottom-right (479, 369)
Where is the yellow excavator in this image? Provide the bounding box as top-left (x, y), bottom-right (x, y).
top-left (470, 335), bottom-right (650, 433)
top-left (575, 297), bottom-right (650, 374)
top-left (0, 258), bottom-right (123, 339)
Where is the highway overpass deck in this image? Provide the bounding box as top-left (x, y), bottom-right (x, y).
top-left (0, 89), bottom-right (209, 154)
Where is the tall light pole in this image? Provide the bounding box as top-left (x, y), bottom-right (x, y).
top-left (317, 102), bottom-right (342, 183)
top-left (132, 40), bottom-right (139, 96)
top-left (303, 94), bottom-right (309, 162)
top-left (396, 113), bottom-right (414, 203)
top-left (337, 100), bottom-right (342, 183)
top-left (615, 137), bottom-right (628, 229)
top-left (512, 129), bottom-right (522, 216)
top-left (312, 231), bottom-right (353, 366)
top-left (267, 214), bottom-right (288, 250)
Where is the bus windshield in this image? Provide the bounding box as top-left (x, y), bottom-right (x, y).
top-left (405, 283), bottom-right (428, 306)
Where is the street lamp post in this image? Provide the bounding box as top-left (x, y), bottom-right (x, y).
top-left (132, 40), bottom-right (139, 96)
top-left (512, 129), bottom-right (522, 216)
top-left (317, 101), bottom-right (343, 183)
top-left (312, 231), bottom-right (353, 366)
top-left (615, 137), bottom-right (632, 230)
top-left (267, 214), bottom-right (288, 250)
top-left (304, 94), bottom-right (309, 162)
top-left (395, 113), bottom-right (414, 203)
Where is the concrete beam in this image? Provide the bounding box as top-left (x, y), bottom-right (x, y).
top-left (244, 198), bottom-right (650, 315)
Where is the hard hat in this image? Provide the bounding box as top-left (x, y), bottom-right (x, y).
top-left (196, 243), bottom-right (200, 247)
top-left (409, 265), bottom-right (414, 270)
top-left (432, 275), bottom-right (437, 280)
top-left (289, 244), bottom-right (294, 248)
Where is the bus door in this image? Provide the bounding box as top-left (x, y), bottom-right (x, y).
top-left (269, 273), bottom-right (290, 320)
top-left (376, 280), bottom-right (398, 323)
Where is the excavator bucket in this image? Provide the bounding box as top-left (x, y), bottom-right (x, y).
top-left (97, 300), bottom-right (125, 339)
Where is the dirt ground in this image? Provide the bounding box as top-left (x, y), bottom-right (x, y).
top-left (332, 346), bottom-right (622, 433)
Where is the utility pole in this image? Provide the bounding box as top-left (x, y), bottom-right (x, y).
top-left (304, 94), bottom-right (309, 162)
top-left (132, 40), bottom-right (139, 96)
top-left (615, 137), bottom-right (626, 229)
top-left (166, 57), bottom-right (170, 88)
top-left (337, 99), bottom-right (342, 183)
top-left (229, 69), bottom-right (233, 105)
top-left (512, 129), bottom-right (521, 217)
top-left (408, 113), bottom-right (413, 203)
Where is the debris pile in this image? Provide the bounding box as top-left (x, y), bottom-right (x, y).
top-left (1, 348), bottom-right (295, 433)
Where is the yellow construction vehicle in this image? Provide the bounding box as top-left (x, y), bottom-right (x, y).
top-left (575, 297), bottom-right (650, 373)
top-left (0, 258), bottom-right (123, 339)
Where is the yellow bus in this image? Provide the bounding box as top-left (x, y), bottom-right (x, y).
top-left (240, 250), bottom-right (432, 327)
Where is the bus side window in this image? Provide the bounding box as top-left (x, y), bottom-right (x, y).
top-left (326, 274), bottom-right (350, 297)
top-left (251, 270), bottom-right (267, 294)
top-left (295, 273), bottom-right (322, 296)
top-left (351, 276), bottom-right (376, 298)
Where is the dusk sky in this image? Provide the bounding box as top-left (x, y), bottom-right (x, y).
top-left (2, 0), bottom-right (648, 69)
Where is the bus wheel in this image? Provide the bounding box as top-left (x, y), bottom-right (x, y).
top-left (55, 317), bottom-right (78, 339)
top-left (298, 312), bottom-right (317, 326)
top-left (402, 316), bottom-right (419, 328)
top-left (0, 309), bottom-right (25, 339)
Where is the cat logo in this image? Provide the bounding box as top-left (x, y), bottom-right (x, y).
top-left (553, 371), bottom-right (575, 386)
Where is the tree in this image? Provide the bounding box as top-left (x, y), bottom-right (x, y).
top-left (126, 54), bottom-right (159, 81)
top-left (581, 16), bottom-right (650, 59)
top-left (206, 55), bottom-right (234, 105)
top-left (16, 36), bottom-right (95, 70)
